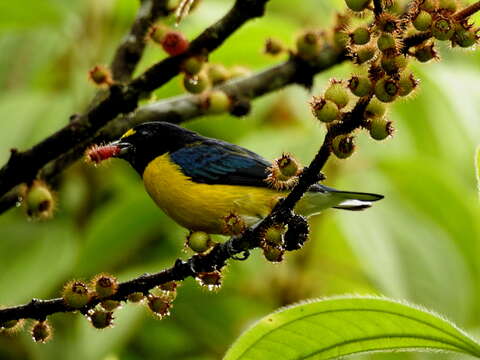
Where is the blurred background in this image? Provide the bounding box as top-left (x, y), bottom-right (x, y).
top-left (0, 0), bottom-right (479, 359)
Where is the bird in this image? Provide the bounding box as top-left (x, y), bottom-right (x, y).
top-left (93, 121), bottom-right (383, 235)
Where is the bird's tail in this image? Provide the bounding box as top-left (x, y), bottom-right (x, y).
top-left (294, 184), bottom-right (383, 216)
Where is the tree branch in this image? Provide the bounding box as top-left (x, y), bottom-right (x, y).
top-left (0, 49), bottom-right (346, 215)
top-left (0, 0), bottom-right (270, 202)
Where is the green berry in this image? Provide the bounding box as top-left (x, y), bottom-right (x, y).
top-left (312, 98), bottom-right (339, 123)
top-left (25, 180), bottom-right (55, 220)
top-left (127, 292), bottom-right (145, 303)
top-left (374, 78), bottom-right (399, 103)
top-left (203, 90), bottom-right (231, 114)
top-left (89, 310), bottom-right (114, 329)
top-left (365, 98), bottom-right (387, 118)
top-left (351, 27), bottom-right (371, 45)
top-left (183, 72), bottom-right (210, 94)
top-left (207, 64), bottom-right (230, 85)
top-left (31, 321), bottom-right (52, 343)
top-left (187, 231), bottom-right (212, 253)
top-left (454, 27), bottom-right (477, 48)
top-left (93, 274), bottom-right (118, 299)
top-left (348, 75), bottom-right (373, 97)
top-left (438, 0), bottom-right (457, 12)
top-left (432, 17), bottom-right (455, 41)
top-left (197, 271), bottom-right (222, 290)
top-left (277, 154), bottom-right (301, 178)
top-left (265, 38), bottom-right (284, 55)
top-left (296, 31), bottom-right (321, 60)
top-left (263, 245), bottom-right (284, 263)
top-left (147, 295), bottom-right (171, 318)
top-left (381, 54), bottom-right (408, 75)
top-left (420, 0), bottom-right (437, 12)
top-left (182, 56), bottom-right (204, 76)
top-left (324, 82), bottom-right (350, 109)
top-left (334, 32), bottom-right (350, 49)
top-left (369, 117), bottom-right (394, 140)
top-left (414, 43), bottom-right (437, 62)
top-left (398, 71), bottom-right (418, 97)
top-left (377, 33), bottom-right (397, 53)
top-left (355, 46), bottom-right (376, 64)
top-left (62, 280), bottom-right (91, 309)
top-left (345, 0), bottom-right (371, 12)
top-left (332, 135), bottom-right (356, 159)
top-left (101, 300), bottom-right (121, 311)
top-left (264, 225), bottom-right (285, 246)
top-left (413, 10), bottom-right (433, 31)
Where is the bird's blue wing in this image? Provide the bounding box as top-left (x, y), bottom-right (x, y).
top-left (170, 140), bottom-right (271, 187)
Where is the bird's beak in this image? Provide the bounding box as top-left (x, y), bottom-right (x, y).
top-left (109, 140), bottom-right (134, 158)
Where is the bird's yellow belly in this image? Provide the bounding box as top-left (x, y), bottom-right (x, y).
top-left (142, 154), bottom-right (282, 234)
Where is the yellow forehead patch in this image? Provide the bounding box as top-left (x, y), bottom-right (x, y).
top-left (121, 128), bottom-right (136, 139)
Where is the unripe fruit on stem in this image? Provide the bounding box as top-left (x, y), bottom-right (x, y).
top-left (421, 0), bottom-right (437, 12)
top-left (381, 54), bottom-right (408, 75)
top-left (374, 78), bottom-right (399, 103)
top-left (365, 98), bottom-right (387, 118)
top-left (324, 81), bottom-right (350, 109)
top-left (377, 33), bottom-right (397, 53)
top-left (31, 321), bottom-right (52, 343)
top-left (454, 27), bottom-right (477, 48)
top-left (376, 13), bottom-right (401, 33)
top-left (311, 97), bottom-right (339, 123)
top-left (334, 32), bottom-right (350, 49)
top-left (147, 295), bottom-right (171, 318)
top-left (413, 10), bottom-right (433, 31)
top-left (127, 292), bottom-right (145, 303)
top-left (355, 46), bottom-right (376, 64)
top-left (149, 24), bottom-right (169, 44)
top-left (398, 71), bottom-right (418, 96)
top-left (264, 38), bottom-right (284, 55)
top-left (207, 64), bottom-right (230, 85)
top-left (161, 30), bottom-right (189, 56)
top-left (414, 43), bottom-right (438, 62)
top-left (332, 135), bottom-right (356, 159)
top-left (263, 225), bottom-right (285, 246)
top-left (101, 300), bottom-right (121, 311)
top-left (348, 75), bottom-right (373, 97)
top-left (187, 231), bottom-right (213, 253)
top-left (196, 271), bottom-right (222, 290)
top-left (202, 90), bottom-right (231, 114)
top-left (432, 17), bottom-right (455, 41)
top-left (223, 212), bottom-right (246, 235)
top-left (92, 274), bottom-right (118, 299)
top-left (25, 180), bottom-right (55, 220)
top-left (351, 27), bottom-right (371, 45)
top-left (89, 310), bottom-right (114, 329)
top-left (438, 0), bottom-right (457, 12)
top-left (296, 31), bottom-right (321, 60)
top-left (62, 280), bottom-right (91, 308)
top-left (183, 72), bottom-right (210, 94)
top-left (369, 117), bottom-right (394, 140)
top-left (88, 65), bottom-right (113, 87)
top-left (182, 56), bottom-right (204, 76)
top-left (345, 0), bottom-right (371, 12)
top-left (262, 245), bottom-right (284, 263)
top-left (277, 153), bottom-right (301, 178)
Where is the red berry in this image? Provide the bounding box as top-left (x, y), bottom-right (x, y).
top-left (161, 31), bottom-right (189, 56)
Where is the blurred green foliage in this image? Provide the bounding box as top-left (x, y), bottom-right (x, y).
top-left (0, 0), bottom-right (479, 359)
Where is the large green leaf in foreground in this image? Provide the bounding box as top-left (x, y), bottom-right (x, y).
top-left (224, 296), bottom-right (480, 360)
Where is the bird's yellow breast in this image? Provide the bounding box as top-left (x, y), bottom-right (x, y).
top-left (142, 154), bottom-right (282, 234)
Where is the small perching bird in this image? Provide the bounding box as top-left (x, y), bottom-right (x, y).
top-left (87, 122), bottom-right (383, 235)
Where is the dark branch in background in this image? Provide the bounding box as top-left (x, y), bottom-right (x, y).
top-left (110, 0), bottom-right (171, 82)
top-left (0, 95), bottom-right (369, 323)
top-left (0, 0), bottom-right (270, 201)
top-left (0, 48), bottom-right (346, 214)
top-left (373, 0), bottom-right (383, 17)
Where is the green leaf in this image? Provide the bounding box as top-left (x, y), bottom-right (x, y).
top-left (224, 296), bottom-right (480, 360)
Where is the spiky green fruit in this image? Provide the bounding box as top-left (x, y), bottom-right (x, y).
top-left (381, 54), bottom-right (408, 75)
top-left (296, 31), bottom-right (321, 60)
top-left (432, 17), bottom-right (455, 41)
top-left (398, 71), bottom-right (418, 96)
top-left (355, 46), bottom-right (376, 64)
top-left (377, 33), bottom-right (397, 53)
top-left (414, 43), bottom-right (437, 62)
top-left (324, 82), bottom-right (350, 109)
top-left (348, 75), bottom-right (373, 97)
top-left (332, 135), bottom-right (356, 159)
top-left (413, 10), bottom-right (433, 31)
top-left (187, 231), bottom-right (212, 253)
top-left (312, 98), bottom-right (339, 123)
top-left (365, 98), bottom-right (387, 118)
top-left (369, 117), bottom-right (394, 140)
top-left (454, 27), bottom-right (477, 48)
top-left (351, 27), bottom-right (371, 45)
top-left (345, 0), bottom-right (371, 12)
top-left (374, 78), bottom-right (399, 103)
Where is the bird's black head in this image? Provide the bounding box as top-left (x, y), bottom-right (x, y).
top-left (111, 121), bottom-right (200, 174)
